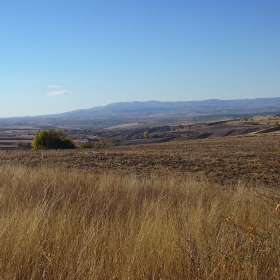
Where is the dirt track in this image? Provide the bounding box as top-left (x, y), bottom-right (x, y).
top-left (0, 135), bottom-right (279, 186)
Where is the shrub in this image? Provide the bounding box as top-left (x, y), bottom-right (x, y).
top-left (143, 131), bottom-right (149, 138)
top-left (32, 130), bottom-right (76, 150)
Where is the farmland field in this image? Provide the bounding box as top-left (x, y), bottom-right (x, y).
top-left (1, 134), bottom-right (279, 186)
top-left (1, 133), bottom-right (280, 279)
top-left (1, 115), bottom-right (280, 149)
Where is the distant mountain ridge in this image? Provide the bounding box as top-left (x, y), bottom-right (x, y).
top-left (1, 97), bottom-right (280, 127)
top-left (103, 98), bottom-right (280, 108)
top-left (60, 97), bottom-right (280, 117)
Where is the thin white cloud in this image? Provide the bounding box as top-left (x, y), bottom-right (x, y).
top-left (46, 91), bottom-right (71, 97)
top-left (47, 85), bottom-right (62, 88)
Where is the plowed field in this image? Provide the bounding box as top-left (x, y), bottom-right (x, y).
top-left (1, 135), bottom-right (279, 186)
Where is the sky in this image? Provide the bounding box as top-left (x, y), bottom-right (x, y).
top-left (1, 1), bottom-right (280, 117)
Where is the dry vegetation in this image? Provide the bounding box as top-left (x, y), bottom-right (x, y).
top-left (0, 165), bottom-right (280, 279)
top-left (1, 134), bottom-right (280, 279)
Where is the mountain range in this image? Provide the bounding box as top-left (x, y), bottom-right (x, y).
top-left (60, 97), bottom-right (280, 117)
top-left (1, 97), bottom-right (280, 127)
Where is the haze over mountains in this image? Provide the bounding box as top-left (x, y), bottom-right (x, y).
top-left (1, 97), bottom-right (280, 128)
top-left (64, 97), bottom-right (280, 116)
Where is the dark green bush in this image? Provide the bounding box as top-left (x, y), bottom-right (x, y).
top-left (32, 130), bottom-right (76, 150)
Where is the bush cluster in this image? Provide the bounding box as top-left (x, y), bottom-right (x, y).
top-left (32, 130), bottom-right (76, 150)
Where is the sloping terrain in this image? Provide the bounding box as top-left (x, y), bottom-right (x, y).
top-left (1, 115), bottom-right (280, 150)
top-left (87, 116), bottom-right (280, 146)
top-left (1, 134), bottom-right (279, 186)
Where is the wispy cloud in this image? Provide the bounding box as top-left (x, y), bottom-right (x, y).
top-left (46, 91), bottom-right (71, 97)
top-left (47, 85), bottom-right (62, 88)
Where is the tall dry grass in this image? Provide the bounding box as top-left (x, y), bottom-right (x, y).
top-left (0, 164), bottom-right (279, 279)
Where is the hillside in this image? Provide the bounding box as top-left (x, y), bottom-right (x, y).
top-left (1, 114), bottom-right (280, 150)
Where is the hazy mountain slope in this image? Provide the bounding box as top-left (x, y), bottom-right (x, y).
top-left (1, 98), bottom-right (280, 127)
top-left (58, 98), bottom-right (280, 117)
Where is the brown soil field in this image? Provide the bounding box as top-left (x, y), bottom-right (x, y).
top-left (1, 134), bottom-right (279, 186)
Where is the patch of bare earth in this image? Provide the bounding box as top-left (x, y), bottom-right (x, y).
top-left (1, 134), bottom-right (279, 186)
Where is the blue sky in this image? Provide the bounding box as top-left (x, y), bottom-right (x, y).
top-left (1, 1), bottom-right (280, 117)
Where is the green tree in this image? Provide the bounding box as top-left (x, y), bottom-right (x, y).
top-left (32, 130), bottom-right (76, 150)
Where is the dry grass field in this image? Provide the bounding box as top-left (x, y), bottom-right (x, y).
top-left (0, 134), bottom-right (280, 279)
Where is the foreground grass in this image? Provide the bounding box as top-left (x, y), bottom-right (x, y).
top-left (0, 165), bottom-right (280, 279)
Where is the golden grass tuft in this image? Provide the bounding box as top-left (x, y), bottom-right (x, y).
top-left (0, 165), bottom-right (280, 279)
